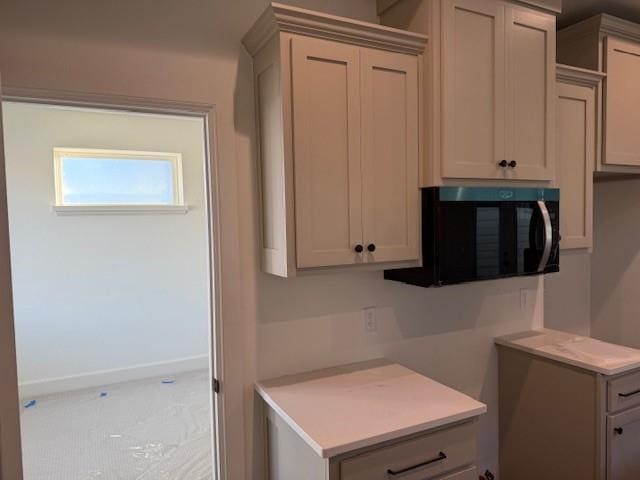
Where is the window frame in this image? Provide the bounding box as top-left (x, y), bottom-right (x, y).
top-left (52, 147), bottom-right (186, 213)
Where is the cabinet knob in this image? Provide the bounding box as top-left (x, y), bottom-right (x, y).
top-left (354, 244), bottom-right (364, 253)
top-left (498, 160), bottom-right (508, 168)
top-left (367, 244), bottom-right (376, 253)
top-left (508, 160), bottom-right (517, 168)
top-left (615, 427), bottom-right (624, 435)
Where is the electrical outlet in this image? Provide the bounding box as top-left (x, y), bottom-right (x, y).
top-left (363, 307), bottom-right (377, 333)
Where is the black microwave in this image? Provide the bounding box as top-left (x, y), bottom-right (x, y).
top-left (384, 187), bottom-right (560, 287)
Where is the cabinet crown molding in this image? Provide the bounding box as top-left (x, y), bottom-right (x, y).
top-left (377, 0), bottom-right (561, 16)
top-left (559, 13), bottom-right (640, 44)
top-left (556, 64), bottom-right (605, 87)
top-left (242, 2), bottom-right (428, 56)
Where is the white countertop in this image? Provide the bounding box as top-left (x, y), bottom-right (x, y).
top-left (495, 329), bottom-right (640, 376)
top-left (255, 359), bottom-right (487, 458)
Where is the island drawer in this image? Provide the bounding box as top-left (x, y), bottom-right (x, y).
top-left (609, 371), bottom-right (640, 412)
top-left (339, 421), bottom-right (476, 480)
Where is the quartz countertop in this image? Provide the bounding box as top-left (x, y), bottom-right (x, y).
top-left (495, 328), bottom-right (640, 376)
top-left (255, 359), bottom-right (487, 458)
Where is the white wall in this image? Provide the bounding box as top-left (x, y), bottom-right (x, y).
top-left (1, 0), bottom-right (546, 477)
top-left (544, 251), bottom-right (591, 336)
top-left (591, 178), bottom-right (640, 346)
top-left (251, 273), bottom-right (543, 473)
top-left (2, 102), bottom-right (210, 395)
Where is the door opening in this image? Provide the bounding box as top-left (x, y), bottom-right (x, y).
top-left (1, 100), bottom-right (220, 480)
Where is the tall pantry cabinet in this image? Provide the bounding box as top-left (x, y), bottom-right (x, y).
top-left (243, 3), bottom-right (427, 277)
top-left (379, 0), bottom-right (557, 185)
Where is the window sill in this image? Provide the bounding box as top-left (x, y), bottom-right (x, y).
top-left (52, 205), bottom-right (190, 216)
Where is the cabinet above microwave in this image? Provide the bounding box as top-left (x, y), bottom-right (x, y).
top-left (558, 14), bottom-right (640, 175)
top-left (379, 0), bottom-right (557, 186)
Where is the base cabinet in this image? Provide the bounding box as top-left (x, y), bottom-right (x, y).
top-left (266, 406), bottom-right (480, 480)
top-left (499, 346), bottom-right (640, 479)
top-left (608, 406), bottom-right (640, 480)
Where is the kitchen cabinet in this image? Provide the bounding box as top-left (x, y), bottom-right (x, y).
top-left (378, 0), bottom-right (562, 15)
top-left (608, 405), bottom-right (640, 480)
top-left (257, 360), bottom-right (486, 480)
top-left (558, 14), bottom-right (640, 173)
top-left (243, 3), bottom-right (426, 277)
top-left (496, 329), bottom-right (640, 480)
top-left (379, 0), bottom-right (556, 185)
top-left (441, 0), bottom-right (506, 180)
top-left (290, 36), bottom-right (363, 269)
top-left (555, 65), bottom-right (604, 250)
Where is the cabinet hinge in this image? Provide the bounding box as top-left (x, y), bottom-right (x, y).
top-left (213, 377), bottom-right (221, 394)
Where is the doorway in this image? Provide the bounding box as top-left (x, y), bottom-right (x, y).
top-left (1, 100), bottom-right (218, 479)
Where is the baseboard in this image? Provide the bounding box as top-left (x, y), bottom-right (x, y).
top-left (18, 355), bottom-right (209, 399)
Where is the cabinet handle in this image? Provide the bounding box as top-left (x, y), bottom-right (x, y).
top-left (508, 160), bottom-right (517, 168)
top-left (387, 451), bottom-right (447, 476)
top-left (619, 388), bottom-right (640, 398)
top-left (354, 244), bottom-right (364, 253)
top-left (615, 427), bottom-right (624, 435)
top-left (367, 243), bottom-right (376, 253)
top-left (498, 160), bottom-right (508, 168)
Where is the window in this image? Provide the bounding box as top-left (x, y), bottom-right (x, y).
top-left (53, 148), bottom-right (186, 214)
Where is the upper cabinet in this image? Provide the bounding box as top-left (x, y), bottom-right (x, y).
top-left (558, 14), bottom-right (640, 174)
top-left (380, 0), bottom-right (556, 185)
top-left (243, 3), bottom-right (427, 277)
top-left (440, 0), bottom-right (506, 180)
top-left (555, 65), bottom-right (604, 251)
top-left (605, 36), bottom-right (640, 168)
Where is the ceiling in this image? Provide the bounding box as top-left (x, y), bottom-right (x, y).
top-left (559, 0), bottom-right (640, 28)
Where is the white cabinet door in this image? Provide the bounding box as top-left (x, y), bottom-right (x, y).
top-left (604, 36), bottom-right (640, 167)
top-left (360, 47), bottom-right (420, 263)
top-left (291, 36), bottom-right (364, 268)
top-left (506, 6), bottom-right (555, 180)
top-left (556, 82), bottom-right (595, 250)
top-left (608, 405), bottom-right (640, 480)
top-left (441, 0), bottom-right (506, 179)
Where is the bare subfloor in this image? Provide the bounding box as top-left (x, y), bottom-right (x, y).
top-left (20, 370), bottom-right (213, 480)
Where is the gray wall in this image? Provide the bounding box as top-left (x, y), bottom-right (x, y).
top-left (2, 102), bottom-right (210, 393)
top-left (544, 251), bottom-right (591, 336)
top-left (591, 178), bottom-right (640, 346)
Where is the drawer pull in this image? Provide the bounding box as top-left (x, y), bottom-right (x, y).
top-left (619, 388), bottom-right (640, 398)
top-left (386, 451), bottom-right (447, 476)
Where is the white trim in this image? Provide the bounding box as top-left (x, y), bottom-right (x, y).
top-left (556, 64), bottom-right (606, 87)
top-left (558, 14), bottom-right (640, 45)
top-left (0, 75), bottom-right (25, 480)
top-left (242, 2), bottom-right (428, 56)
top-left (52, 147), bottom-right (185, 207)
top-left (2, 88), bottom-right (230, 480)
top-left (52, 204), bottom-right (190, 215)
top-left (377, 0), bottom-right (562, 16)
top-left (18, 355), bottom-right (209, 399)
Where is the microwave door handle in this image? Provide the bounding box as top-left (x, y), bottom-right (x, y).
top-left (536, 200), bottom-right (552, 272)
